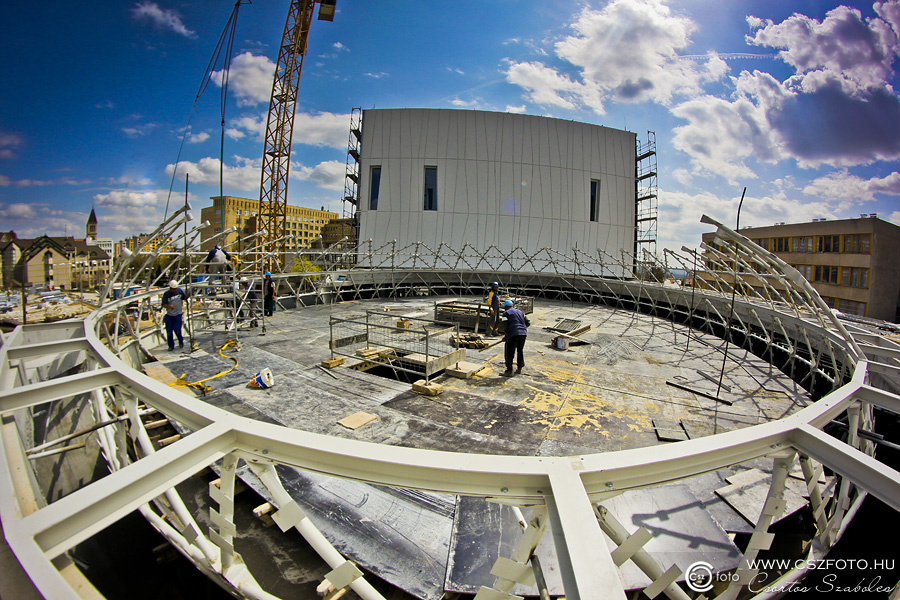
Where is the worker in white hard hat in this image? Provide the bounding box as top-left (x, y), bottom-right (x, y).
top-left (161, 280), bottom-right (189, 352)
top-left (486, 281), bottom-right (502, 336)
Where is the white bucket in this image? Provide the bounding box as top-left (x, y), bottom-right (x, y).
top-left (248, 367), bottom-right (275, 389)
top-left (554, 336), bottom-right (570, 350)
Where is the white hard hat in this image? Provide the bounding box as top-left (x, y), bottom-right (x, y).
top-left (168, 280), bottom-right (178, 288)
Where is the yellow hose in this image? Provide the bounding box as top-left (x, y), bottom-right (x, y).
top-left (169, 340), bottom-right (240, 394)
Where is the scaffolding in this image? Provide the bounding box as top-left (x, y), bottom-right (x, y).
top-left (635, 131), bottom-right (658, 260)
top-left (343, 107), bottom-right (362, 219)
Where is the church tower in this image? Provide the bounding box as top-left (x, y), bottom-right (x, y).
top-left (86, 207), bottom-right (97, 239)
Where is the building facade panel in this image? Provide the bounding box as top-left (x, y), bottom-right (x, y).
top-left (356, 109), bottom-right (638, 276)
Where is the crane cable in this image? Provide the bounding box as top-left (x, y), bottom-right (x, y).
top-left (163, 0), bottom-right (248, 222)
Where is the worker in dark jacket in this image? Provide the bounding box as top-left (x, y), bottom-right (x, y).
top-left (263, 271), bottom-right (276, 317)
top-left (161, 280), bottom-right (189, 351)
top-left (501, 299), bottom-right (529, 375)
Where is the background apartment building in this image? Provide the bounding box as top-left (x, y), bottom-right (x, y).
top-left (200, 196), bottom-right (339, 253)
top-left (701, 216), bottom-right (900, 322)
top-left (1, 213), bottom-right (111, 291)
top-left (122, 233), bottom-right (174, 255)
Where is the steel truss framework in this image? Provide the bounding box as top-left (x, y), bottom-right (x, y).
top-left (2, 215), bottom-right (900, 600)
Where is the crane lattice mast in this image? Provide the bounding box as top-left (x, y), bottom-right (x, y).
top-left (259, 0), bottom-right (334, 271)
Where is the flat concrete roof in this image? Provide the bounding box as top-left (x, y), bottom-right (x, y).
top-left (157, 295), bottom-right (809, 458)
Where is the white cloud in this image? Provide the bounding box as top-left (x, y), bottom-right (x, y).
top-left (223, 110), bottom-right (348, 149)
top-left (165, 156), bottom-right (261, 192)
top-left (294, 160), bottom-right (346, 190)
top-left (131, 2), bottom-right (196, 38)
top-left (0, 132), bottom-right (23, 159)
top-left (212, 52), bottom-right (276, 107)
top-left (747, 4), bottom-right (900, 96)
top-left (504, 0), bottom-right (728, 113)
top-left (505, 105), bottom-right (526, 113)
top-left (187, 131), bottom-right (210, 144)
top-left (0, 202), bottom-right (38, 219)
top-left (658, 188), bottom-right (836, 252)
top-left (94, 189), bottom-right (168, 209)
top-left (363, 72), bottom-right (389, 79)
top-left (293, 112), bottom-right (351, 149)
top-left (802, 170), bottom-right (900, 206)
top-left (333, 42), bottom-right (349, 52)
top-left (670, 2), bottom-right (900, 181)
top-left (0, 175), bottom-right (90, 188)
top-left (671, 71), bottom-right (788, 183)
top-left (104, 175), bottom-right (153, 186)
top-left (122, 122), bottom-right (158, 138)
top-left (890, 211), bottom-right (900, 226)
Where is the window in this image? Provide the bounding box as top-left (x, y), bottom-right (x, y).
top-left (842, 267), bottom-right (869, 288)
top-left (816, 235), bottom-right (840, 252)
top-left (814, 265), bottom-right (839, 284)
top-left (423, 167), bottom-right (437, 211)
top-left (756, 239), bottom-right (769, 251)
top-left (836, 298), bottom-right (867, 316)
top-left (842, 234), bottom-right (871, 254)
top-left (795, 264), bottom-right (812, 280)
top-left (773, 237), bottom-right (789, 252)
top-left (590, 179), bottom-right (600, 222)
top-left (791, 236), bottom-right (813, 252)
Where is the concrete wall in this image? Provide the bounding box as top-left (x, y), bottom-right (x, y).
top-left (357, 109), bottom-right (636, 276)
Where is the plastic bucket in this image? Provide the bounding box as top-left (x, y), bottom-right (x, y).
top-left (248, 367), bottom-right (274, 389)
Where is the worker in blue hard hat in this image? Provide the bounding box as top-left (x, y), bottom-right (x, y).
top-left (501, 299), bottom-right (529, 376)
top-left (486, 281), bottom-right (502, 336)
top-left (263, 271), bottom-right (276, 317)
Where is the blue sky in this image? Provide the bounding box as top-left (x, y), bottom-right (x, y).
top-left (1, 0), bottom-right (898, 253)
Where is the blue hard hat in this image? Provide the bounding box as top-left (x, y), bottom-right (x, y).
top-left (265, 271), bottom-right (271, 276)
top-left (491, 281), bottom-right (499, 287)
top-left (504, 300), bottom-right (514, 307)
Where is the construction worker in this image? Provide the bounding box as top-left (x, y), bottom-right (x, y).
top-left (263, 271), bottom-right (276, 317)
top-left (486, 281), bottom-right (501, 336)
top-left (501, 299), bottom-right (529, 376)
top-left (161, 280), bottom-right (189, 352)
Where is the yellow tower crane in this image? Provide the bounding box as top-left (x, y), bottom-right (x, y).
top-left (259, 0), bottom-right (335, 271)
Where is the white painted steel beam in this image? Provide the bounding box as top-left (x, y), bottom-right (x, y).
top-left (5, 338), bottom-right (92, 361)
top-left (854, 384), bottom-right (900, 414)
top-left (544, 460), bottom-right (626, 600)
top-left (22, 422), bottom-right (234, 559)
top-left (0, 367), bottom-right (119, 414)
top-left (790, 424), bottom-right (900, 513)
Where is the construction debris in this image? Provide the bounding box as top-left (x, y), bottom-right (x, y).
top-left (412, 379), bottom-right (444, 396)
top-left (450, 332), bottom-right (488, 349)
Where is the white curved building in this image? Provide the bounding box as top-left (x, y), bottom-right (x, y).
top-left (356, 109), bottom-right (637, 276)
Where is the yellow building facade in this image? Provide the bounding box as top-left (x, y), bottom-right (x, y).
top-left (200, 196), bottom-right (340, 252)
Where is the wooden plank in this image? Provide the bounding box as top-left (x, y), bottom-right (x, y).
top-left (651, 418), bottom-right (688, 442)
top-left (338, 412), bottom-right (378, 430)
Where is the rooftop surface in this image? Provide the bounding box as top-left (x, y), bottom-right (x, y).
top-left (156, 295), bottom-right (809, 457)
